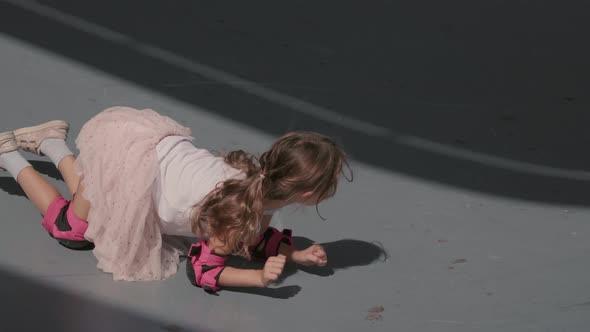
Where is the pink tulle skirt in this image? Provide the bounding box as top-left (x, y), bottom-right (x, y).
top-left (74, 106), bottom-right (192, 281)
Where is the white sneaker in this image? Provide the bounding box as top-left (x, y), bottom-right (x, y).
top-left (0, 131), bottom-right (18, 154)
top-left (13, 120), bottom-right (69, 155)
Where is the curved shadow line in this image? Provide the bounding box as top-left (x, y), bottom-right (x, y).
top-left (3, 1), bottom-right (589, 205)
top-left (6, 0), bottom-right (589, 183)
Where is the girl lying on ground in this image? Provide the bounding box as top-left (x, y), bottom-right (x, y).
top-left (0, 106), bottom-right (350, 292)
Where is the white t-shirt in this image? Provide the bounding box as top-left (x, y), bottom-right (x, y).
top-left (153, 136), bottom-right (278, 237)
top-left (153, 136), bottom-right (246, 237)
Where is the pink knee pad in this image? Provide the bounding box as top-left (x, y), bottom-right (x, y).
top-left (186, 240), bottom-right (228, 293)
top-left (42, 196), bottom-right (93, 250)
top-left (251, 227), bottom-right (293, 260)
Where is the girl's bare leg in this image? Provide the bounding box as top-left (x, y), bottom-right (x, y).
top-left (56, 155), bottom-right (80, 195)
top-left (16, 154), bottom-right (90, 224)
top-left (16, 166), bottom-right (61, 216)
top-left (70, 181), bottom-right (90, 220)
top-left (52, 155), bottom-right (90, 220)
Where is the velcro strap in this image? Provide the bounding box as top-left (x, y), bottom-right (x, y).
top-left (199, 266), bottom-right (225, 292)
top-left (252, 227), bottom-right (293, 259)
top-left (188, 240), bottom-right (228, 292)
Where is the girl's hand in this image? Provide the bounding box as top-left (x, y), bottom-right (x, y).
top-left (259, 254), bottom-right (286, 287)
top-left (292, 244), bottom-right (328, 266)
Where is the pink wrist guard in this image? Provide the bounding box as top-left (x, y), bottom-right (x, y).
top-left (186, 240), bottom-right (228, 293)
top-left (251, 227), bottom-right (293, 259)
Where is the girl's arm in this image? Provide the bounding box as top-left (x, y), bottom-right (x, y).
top-left (218, 266), bottom-right (265, 287)
top-left (208, 235), bottom-right (286, 288)
top-left (219, 256), bottom-right (285, 287)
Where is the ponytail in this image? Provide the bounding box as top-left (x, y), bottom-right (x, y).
top-left (192, 131), bottom-right (350, 258)
top-left (191, 150), bottom-right (267, 258)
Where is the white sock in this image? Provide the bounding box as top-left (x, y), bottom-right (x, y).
top-left (0, 150), bottom-right (32, 180)
top-left (39, 139), bottom-right (74, 168)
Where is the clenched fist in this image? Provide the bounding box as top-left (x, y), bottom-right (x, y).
top-left (259, 254), bottom-right (286, 287)
top-left (292, 244), bottom-right (328, 266)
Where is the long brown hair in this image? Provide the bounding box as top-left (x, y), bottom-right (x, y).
top-left (191, 131), bottom-right (351, 258)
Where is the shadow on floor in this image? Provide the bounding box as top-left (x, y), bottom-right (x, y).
top-left (0, 176), bottom-right (25, 197)
top-left (0, 267), bottom-right (207, 332)
top-left (221, 237), bottom-right (385, 299)
top-left (30, 160), bottom-right (64, 181)
top-left (0, 160), bottom-right (64, 198)
top-left (1, 1), bottom-right (589, 205)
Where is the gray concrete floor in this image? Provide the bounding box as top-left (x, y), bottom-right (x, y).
top-left (1, 1), bottom-right (590, 331)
